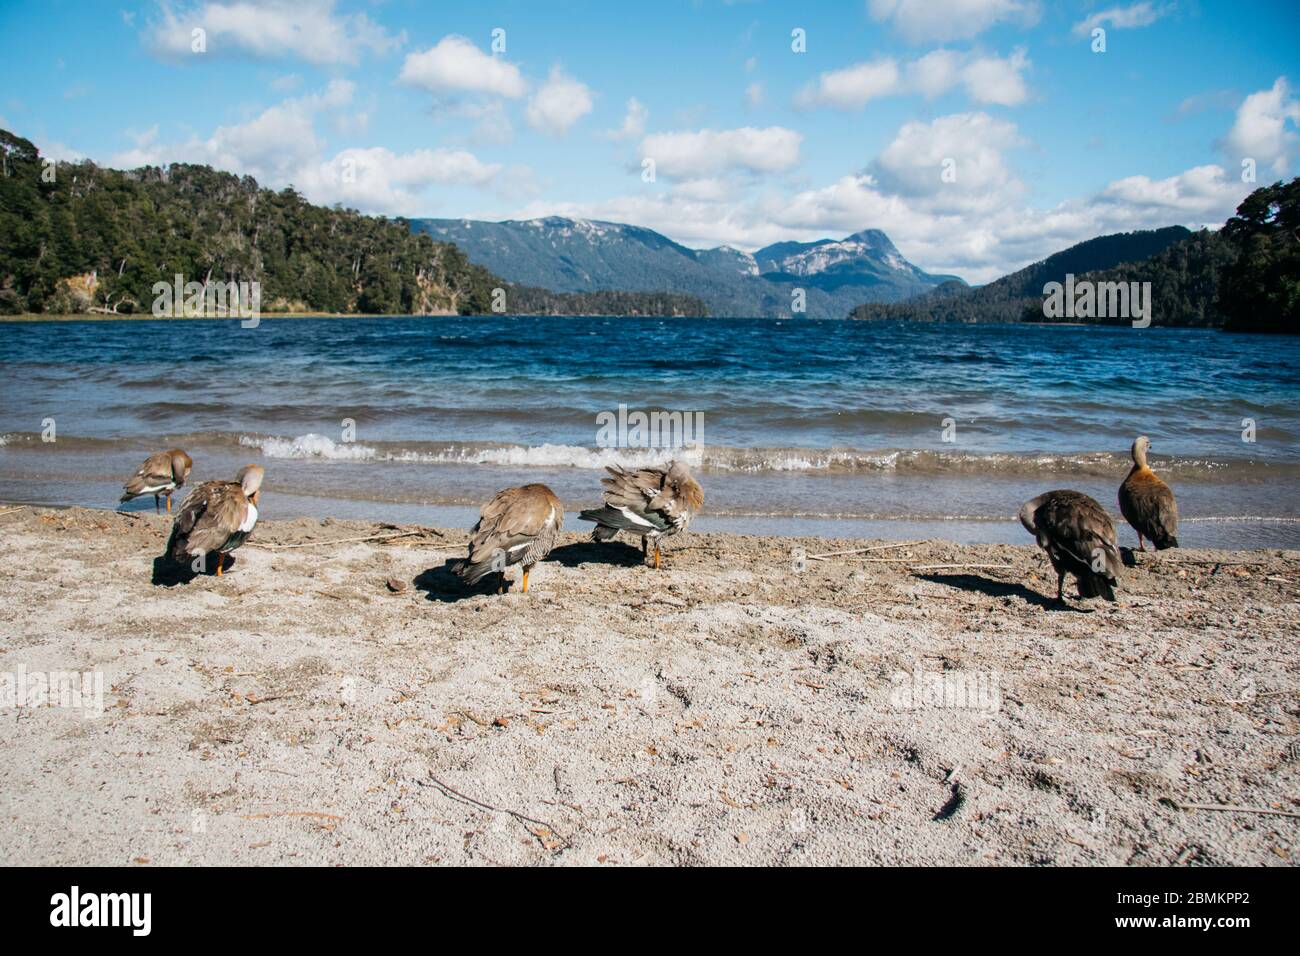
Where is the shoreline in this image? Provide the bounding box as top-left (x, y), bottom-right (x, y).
top-left (1, 506), bottom-right (1296, 865)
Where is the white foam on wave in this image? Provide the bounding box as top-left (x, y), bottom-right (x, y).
top-left (240, 433), bottom-right (380, 461)
top-left (452, 443), bottom-right (703, 470)
top-left (238, 433), bottom-right (704, 470)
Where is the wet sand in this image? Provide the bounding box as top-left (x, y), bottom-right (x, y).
top-left (0, 506), bottom-right (1297, 866)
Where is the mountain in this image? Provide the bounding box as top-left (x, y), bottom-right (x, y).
top-left (849, 226), bottom-right (1194, 323)
top-left (413, 216), bottom-right (961, 318)
top-left (0, 129), bottom-right (705, 318)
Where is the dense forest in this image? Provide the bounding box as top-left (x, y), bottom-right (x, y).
top-left (0, 129), bottom-right (705, 318)
top-left (851, 181), bottom-right (1299, 333)
top-left (1216, 178), bottom-right (1299, 333)
top-left (1020, 229), bottom-right (1238, 327)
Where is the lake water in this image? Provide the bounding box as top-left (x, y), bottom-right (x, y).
top-left (1, 316), bottom-right (1297, 547)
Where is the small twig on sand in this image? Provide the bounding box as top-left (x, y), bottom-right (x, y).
top-left (910, 564), bottom-right (1015, 572)
top-left (808, 541), bottom-right (923, 561)
top-left (420, 773), bottom-right (570, 848)
top-left (1163, 797), bottom-right (1300, 819)
top-left (1155, 559), bottom-right (1271, 567)
top-left (241, 811), bottom-right (344, 821)
top-left (0, 507), bottom-right (27, 518)
top-left (262, 529), bottom-right (431, 551)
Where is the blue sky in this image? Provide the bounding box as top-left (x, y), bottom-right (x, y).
top-left (1, 0), bottom-right (1297, 281)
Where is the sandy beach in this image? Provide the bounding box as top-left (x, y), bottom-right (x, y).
top-left (0, 504), bottom-right (1296, 866)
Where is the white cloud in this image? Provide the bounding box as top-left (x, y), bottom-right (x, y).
top-left (508, 105), bottom-right (1251, 284)
top-left (797, 59), bottom-right (901, 109)
top-left (745, 82), bottom-right (764, 109)
top-left (399, 35), bottom-right (527, 99)
top-left (300, 147), bottom-right (502, 211)
top-left (146, 0), bottom-right (402, 65)
top-left (1222, 76), bottom-right (1300, 175)
top-left (871, 112), bottom-right (1025, 204)
top-left (799, 48), bottom-right (1030, 109)
top-left (603, 97), bottom-right (648, 141)
top-left (1071, 2), bottom-right (1169, 38)
top-left (525, 68), bottom-right (595, 136)
top-left (959, 49), bottom-right (1030, 105)
top-left (107, 82), bottom-right (505, 215)
top-left (868, 0), bottom-right (1040, 44)
top-left (639, 126), bottom-right (802, 179)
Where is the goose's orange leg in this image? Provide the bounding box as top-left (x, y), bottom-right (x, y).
top-left (166, 494), bottom-right (172, 515)
top-left (216, 554), bottom-right (223, 577)
top-left (522, 567), bottom-right (530, 593)
top-left (654, 545), bottom-right (661, 570)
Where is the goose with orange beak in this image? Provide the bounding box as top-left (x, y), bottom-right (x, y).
top-left (167, 464), bottom-right (263, 576)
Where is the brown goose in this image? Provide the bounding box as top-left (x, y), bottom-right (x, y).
top-left (1118, 436), bottom-right (1179, 550)
top-left (1019, 489), bottom-right (1121, 603)
top-left (579, 460), bottom-right (703, 569)
top-left (167, 464), bottom-right (263, 576)
top-left (453, 484), bottom-right (563, 593)
top-left (120, 448), bottom-right (192, 514)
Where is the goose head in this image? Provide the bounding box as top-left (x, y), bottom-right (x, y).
top-left (1131, 435), bottom-right (1151, 469)
top-left (170, 450), bottom-right (193, 485)
top-left (236, 464), bottom-right (264, 505)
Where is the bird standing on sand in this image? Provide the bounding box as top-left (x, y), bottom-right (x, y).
top-left (120, 448), bottom-right (192, 514)
top-left (453, 483), bottom-right (563, 594)
top-left (1019, 489), bottom-right (1121, 603)
top-left (1118, 435), bottom-right (1179, 551)
top-left (167, 464), bottom-right (263, 576)
top-left (579, 461), bottom-right (703, 569)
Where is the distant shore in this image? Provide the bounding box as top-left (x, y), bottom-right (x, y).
top-left (0, 311), bottom-right (440, 323)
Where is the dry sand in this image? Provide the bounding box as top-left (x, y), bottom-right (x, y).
top-left (0, 505), bottom-right (1297, 866)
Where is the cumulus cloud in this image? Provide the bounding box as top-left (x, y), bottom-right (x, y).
top-left (1071, 2), bottom-right (1169, 38)
top-left (639, 126), bottom-right (802, 179)
top-left (298, 146), bottom-right (502, 211)
top-left (871, 111), bottom-right (1025, 204)
top-left (398, 35), bottom-right (527, 99)
top-left (525, 68), bottom-right (595, 136)
top-left (511, 103), bottom-right (1253, 284)
top-left (868, 0), bottom-right (1040, 44)
top-left (798, 48), bottom-right (1030, 109)
top-left (108, 81), bottom-right (505, 215)
top-left (146, 0), bottom-right (403, 65)
top-left (1221, 76), bottom-right (1300, 175)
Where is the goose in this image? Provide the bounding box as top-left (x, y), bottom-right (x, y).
top-left (1019, 489), bottom-right (1121, 603)
top-left (167, 464), bottom-right (263, 576)
top-left (453, 484), bottom-right (563, 593)
top-left (579, 460), bottom-right (703, 569)
top-left (1118, 436), bottom-right (1179, 550)
top-left (120, 449), bottom-right (192, 514)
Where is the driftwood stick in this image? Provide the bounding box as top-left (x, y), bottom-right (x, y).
top-left (910, 564), bottom-right (1016, 572)
top-left (807, 541), bottom-right (923, 561)
top-left (262, 529), bottom-right (431, 551)
top-left (1154, 559), bottom-right (1272, 567)
top-left (0, 507), bottom-right (27, 518)
top-left (1164, 798), bottom-right (1300, 820)
top-left (420, 773), bottom-right (571, 847)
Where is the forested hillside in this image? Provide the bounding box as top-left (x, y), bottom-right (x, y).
top-left (849, 227), bottom-right (1192, 323)
top-left (0, 129), bottom-right (706, 317)
top-left (1021, 230), bottom-right (1237, 327)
